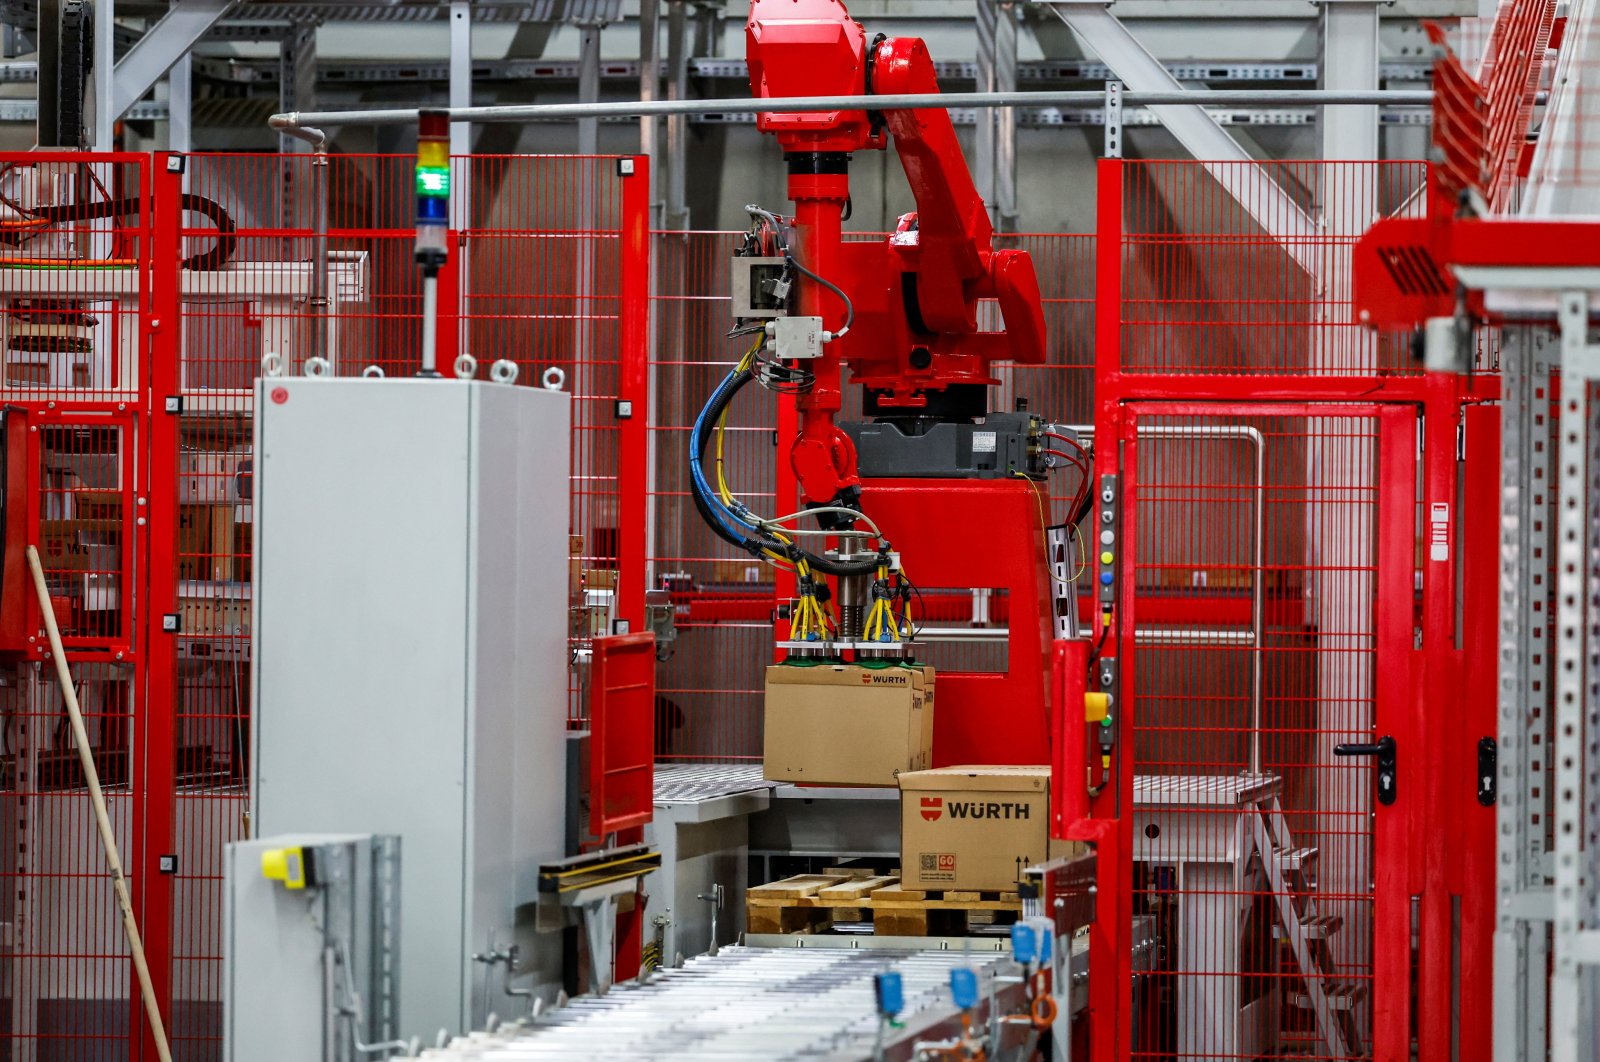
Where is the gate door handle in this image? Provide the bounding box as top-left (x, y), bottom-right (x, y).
top-left (1333, 734), bottom-right (1397, 805)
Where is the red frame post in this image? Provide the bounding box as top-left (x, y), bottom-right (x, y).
top-left (1417, 376), bottom-right (1462, 1062)
top-left (1374, 404), bottom-right (1420, 1062)
top-left (611, 156), bottom-right (652, 981)
top-left (1073, 157), bottom-right (1134, 1062)
top-left (617, 156), bottom-right (651, 635)
top-left (1457, 400), bottom-right (1500, 1062)
top-left (139, 152), bottom-right (183, 1058)
top-left (435, 228), bottom-right (461, 370)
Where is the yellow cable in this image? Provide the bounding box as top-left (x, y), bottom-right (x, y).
top-left (897, 563), bottom-right (915, 637)
top-left (1013, 471), bottom-right (1049, 538)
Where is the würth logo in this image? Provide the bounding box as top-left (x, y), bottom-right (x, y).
top-left (946, 801), bottom-right (1031, 821)
top-left (861, 673), bottom-right (909, 685)
top-left (920, 797), bottom-right (944, 821)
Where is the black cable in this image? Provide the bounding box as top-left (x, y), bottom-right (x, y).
top-left (785, 253), bottom-right (854, 335)
top-left (689, 366), bottom-right (879, 578)
top-left (0, 192), bottom-right (238, 271)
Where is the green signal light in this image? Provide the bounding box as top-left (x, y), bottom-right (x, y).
top-left (416, 166), bottom-right (451, 197)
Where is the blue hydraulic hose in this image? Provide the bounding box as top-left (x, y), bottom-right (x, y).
top-left (689, 367), bottom-right (761, 541)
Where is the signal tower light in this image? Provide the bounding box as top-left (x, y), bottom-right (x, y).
top-left (415, 109), bottom-right (450, 273)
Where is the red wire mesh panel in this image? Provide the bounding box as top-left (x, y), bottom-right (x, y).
top-left (1119, 161), bottom-right (1426, 377)
top-left (457, 156), bottom-right (627, 731)
top-left (0, 154), bottom-right (147, 406)
top-left (0, 152), bottom-right (150, 1058)
top-left (649, 231), bottom-right (779, 761)
top-left (1128, 410), bottom-right (1382, 1061)
top-left (647, 230), bottom-right (1096, 761)
top-left (163, 150), bottom-right (631, 1055)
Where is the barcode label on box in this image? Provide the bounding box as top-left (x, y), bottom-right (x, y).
top-left (919, 853), bottom-right (956, 881)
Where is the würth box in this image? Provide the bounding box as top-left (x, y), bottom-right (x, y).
top-left (763, 662), bottom-right (935, 787)
top-left (899, 765), bottom-right (1069, 892)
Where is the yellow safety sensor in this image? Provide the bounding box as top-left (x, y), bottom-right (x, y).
top-left (261, 846), bottom-right (308, 890)
top-left (1084, 692), bottom-right (1111, 723)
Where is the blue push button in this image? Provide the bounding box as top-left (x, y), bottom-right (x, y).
top-left (950, 967), bottom-right (979, 1010)
top-left (875, 971), bottom-right (904, 1017)
top-left (1100, 571), bottom-right (1114, 586)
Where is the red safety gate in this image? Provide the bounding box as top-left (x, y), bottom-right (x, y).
top-left (1065, 157), bottom-right (1503, 1062)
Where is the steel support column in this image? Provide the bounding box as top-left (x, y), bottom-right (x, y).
top-left (1043, 0), bottom-right (1321, 275)
top-left (165, 52), bottom-right (190, 152)
top-left (664, 0), bottom-right (689, 229)
top-left (1320, 2), bottom-right (1380, 168)
top-left (278, 18), bottom-right (315, 259)
top-left (577, 21), bottom-right (602, 157)
top-left (973, 0), bottom-right (1017, 229)
top-left (974, 0), bottom-right (996, 213)
top-left (1495, 327), bottom-right (1555, 1062)
top-left (639, 0), bottom-right (661, 217)
top-left (1551, 293), bottom-right (1600, 1062)
top-left (450, 2), bottom-right (471, 159)
top-left (92, 0), bottom-right (112, 149)
top-left (993, 0), bottom-right (1017, 230)
top-left (277, 19), bottom-right (315, 155)
top-left (108, 0), bottom-right (240, 125)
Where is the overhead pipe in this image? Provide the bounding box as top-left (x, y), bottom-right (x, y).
top-left (268, 87), bottom-right (1433, 134)
top-left (269, 117), bottom-right (332, 366)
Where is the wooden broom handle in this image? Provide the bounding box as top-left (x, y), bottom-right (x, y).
top-left (25, 546), bottom-right (172, 1062)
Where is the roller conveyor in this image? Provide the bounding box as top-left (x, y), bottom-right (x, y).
top-left (417, 946), bottom-right (1038, 1061)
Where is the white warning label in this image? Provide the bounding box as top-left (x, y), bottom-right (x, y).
top-left (1429, 502), bottom-right (1450, 562)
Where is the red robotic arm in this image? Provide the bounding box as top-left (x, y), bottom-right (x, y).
top-left (746, 0), bottom-right (1047, 506)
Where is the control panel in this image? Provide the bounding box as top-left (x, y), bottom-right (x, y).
top-left (1096, 473), bottom-right (1119, 608)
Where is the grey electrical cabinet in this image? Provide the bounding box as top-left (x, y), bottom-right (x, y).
top-left (251, 377), bottom-right (570, 1041)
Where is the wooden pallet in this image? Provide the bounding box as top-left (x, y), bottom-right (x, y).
top-left (746, 871), bottom-right (1022, 937)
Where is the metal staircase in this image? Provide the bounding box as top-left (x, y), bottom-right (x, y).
top-left (1252, 796), bottom-right (1366, 1059)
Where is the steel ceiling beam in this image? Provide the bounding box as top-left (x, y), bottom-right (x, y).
top-left (109, 0), bottom-right (242, 123)
top-left (1039, 0), bottom-right (1322, 276)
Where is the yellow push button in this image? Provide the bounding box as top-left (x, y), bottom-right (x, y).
top-left (1084, 692), bottom-right (1111, 723)
top-left (1099, 551), bottom-right (1114, 564)
top-left (261, 847), bottom-right (308, 890)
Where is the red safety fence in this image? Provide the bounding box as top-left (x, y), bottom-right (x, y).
top-left (0, 151), bottom-right (152, 1058)
top-left (0, 146), bottom-right (1494, 1062)
top-left (1116, 160), bottom-right (1429, 378)
top-left (0, 148), bottom-right (647, 1058)
top-left (1088, 157), bottom-right (1499, 1062)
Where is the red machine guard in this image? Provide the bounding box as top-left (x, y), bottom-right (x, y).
top-left (862, 477), bottom-right (1052, 764)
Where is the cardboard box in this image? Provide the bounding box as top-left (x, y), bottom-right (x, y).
top-left (711, 559), bottom-right (768, 584)
top-left (178, 580), bottom-right (251, 637)
top-left (180, 450), bottom-right (247, 504)
top-left (899, 765), bottom-right (1078, 892)
top-left (763, 663), bottom-right (935, 787)
top-left (38, 519), bottom-right (119, 573)
top-left (71, 489), bottom-right (123, 522)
